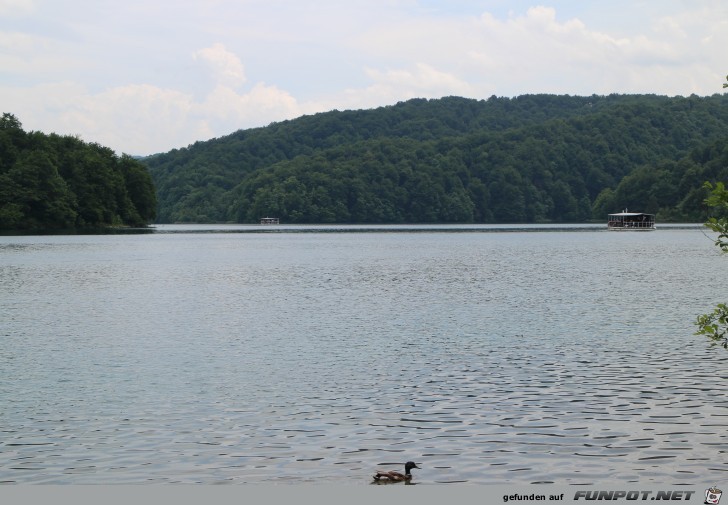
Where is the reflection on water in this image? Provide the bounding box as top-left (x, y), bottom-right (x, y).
top-left (0, 226), bottom-right (727, 484)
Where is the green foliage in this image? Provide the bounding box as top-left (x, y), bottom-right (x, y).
top-left (0, 113), bottom-right (157, 231)
top-left (142, 94), bottom-right (728, 224)
top-left (1, 112), bottom-right (22, 130)
top-left (703, 181), bottom-right (728, 251)
top-left (696, 304), bottom-right (728, 349)
top-left (3, 150), bottom-right (78, 229)
top-left (695, 181), bottom-right (728, 348)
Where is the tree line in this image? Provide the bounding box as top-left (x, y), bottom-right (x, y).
top-left (143, 94), bottom-right (728, 224)
top-left (0, 113), bottom-right (157, 231)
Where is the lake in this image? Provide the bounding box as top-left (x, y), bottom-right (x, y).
top-left (1, 224), bottom-right (727, 484)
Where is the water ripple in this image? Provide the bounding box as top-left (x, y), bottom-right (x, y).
top-left (1, 229), bottom-right (727, 484)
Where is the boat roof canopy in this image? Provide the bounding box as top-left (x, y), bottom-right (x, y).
top-left (608, 212), bottom-right (654, 217)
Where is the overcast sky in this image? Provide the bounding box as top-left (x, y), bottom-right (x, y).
top-left (2, 0), bottom-right (727, 155)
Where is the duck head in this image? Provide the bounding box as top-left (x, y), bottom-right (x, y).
top-left (405, 461), bottom-right (420, 473)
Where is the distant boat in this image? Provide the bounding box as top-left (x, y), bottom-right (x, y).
top-left (260, 217), bottom-right (279, 225)
top-left (607, 210), bottom-right (655, 230)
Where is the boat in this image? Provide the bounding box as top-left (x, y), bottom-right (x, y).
top-left (260, 217), bottom-right (279, 225)
top-left (607, 210), bottom-right (655, 230)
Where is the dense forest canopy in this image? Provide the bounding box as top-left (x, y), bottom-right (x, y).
top-left (0, 113), bottom-right (157, 231)
top-left (143, 94), bottom-right (728, 224)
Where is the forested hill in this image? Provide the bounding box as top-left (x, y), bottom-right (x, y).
top-left (143, 94), bottom-right (728, 224)
top-left (0, 113), bottom-right (157, 231)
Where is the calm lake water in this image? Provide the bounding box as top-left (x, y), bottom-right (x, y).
top-left (1, 224), bottom-right (727, 485)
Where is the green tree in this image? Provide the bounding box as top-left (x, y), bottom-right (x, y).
top-left (0, 113), bottom-right (157, 231)
top-left (695, 181), bottom-right (728, 348)
top-left (0, 112), bottom-right (22, 130)
top-left (2, 150), bottom-right (77, 229)
top-left (703, 181), bottom-right (728, 250)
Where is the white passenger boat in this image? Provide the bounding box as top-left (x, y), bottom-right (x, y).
top-left (607, 211), bottom-right (655, 230)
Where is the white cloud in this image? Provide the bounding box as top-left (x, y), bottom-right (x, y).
top-left (74, 85), bottom-right (196, 154)
top-left (192, 43), bottom-right (247, 88)
top-left (345, 4), bottom-right (727, 99)
top-left (0, 31), bottom-right (85, 83)
top-left (1, 82), bottom-right (196, 154)
top-left (0, 0), bottom-right (34, 16)
top-left (1, 1), bottom-right (727, 154)
top-left (336, 63), bottom-right (475, 109)
top-left (194, 81), bottom-right (302, 132)
top-left (1, 44), bottom-right (305, 154)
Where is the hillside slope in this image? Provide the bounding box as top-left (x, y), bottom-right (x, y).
top-left (142, 94), bottom-right (728, 223)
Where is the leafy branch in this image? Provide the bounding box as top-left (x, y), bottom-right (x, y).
top-left (696, 304), bottom-right (728, 349)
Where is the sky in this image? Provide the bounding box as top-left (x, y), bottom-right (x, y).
top-left (1, 0), bottom-right (727, 155)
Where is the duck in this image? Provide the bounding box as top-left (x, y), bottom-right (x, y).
top-left (372, 461), bottom-right (420, 483)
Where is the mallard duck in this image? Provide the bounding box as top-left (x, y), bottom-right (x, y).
top-left (372, 461), bottom-right (420, 483)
